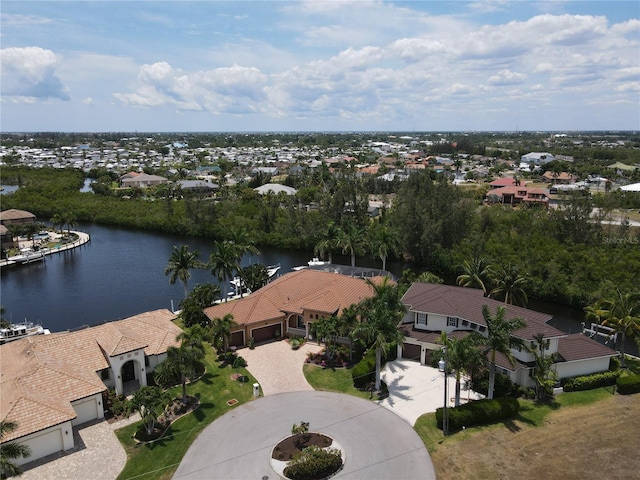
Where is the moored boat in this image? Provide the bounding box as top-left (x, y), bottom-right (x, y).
top-left (0, 321), bottom-right (50, 344)
top-left (292, 257), bottom-right (330, 271)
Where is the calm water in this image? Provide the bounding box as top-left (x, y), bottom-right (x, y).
top-left (0, 223), bottom-right (403, 332)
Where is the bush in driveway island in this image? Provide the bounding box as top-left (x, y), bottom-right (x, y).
top-left (284, 445), bottom-right (343, 480)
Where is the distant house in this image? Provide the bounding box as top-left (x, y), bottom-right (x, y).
top-left (0, 208), bottom-right (36, 226)
top-left (521, 152), bottom-right (555, 165)
top-left (541, 171), bottom-right (575, 184)
top-left (254, 183), bottom-right (297, 196)
top-left (203, 270), bottom-right (378, 347)
top-left (486, 186), bottom-right (550, 207)
top-left (0, 309), bottom-right (181, 467)
top-left (0, 224), bottom-right (14, 250)
top-left (252, 166), bottom-right (279, 176)
top-left (398, 284), bottom-right (617, 389)
top-left (121, 173), bottom-right (168, 188)
top-left (489, 177), bottom-right (524, 189)
top-left (177, 179), bottom-right (218, 195)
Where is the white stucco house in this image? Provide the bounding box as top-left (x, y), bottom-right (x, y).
top-left (398, 284), bottom-right (617, 389)
top-left (521, 152), bottom-right (556, 165)
top-left (0, 309), bottom-right (181, 467)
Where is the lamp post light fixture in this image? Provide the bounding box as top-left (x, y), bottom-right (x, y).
top-left (441, 347), bottom-right (449, 436)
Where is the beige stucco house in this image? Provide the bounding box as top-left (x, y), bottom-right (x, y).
top-left (0, 309), bottom-right (181, 466)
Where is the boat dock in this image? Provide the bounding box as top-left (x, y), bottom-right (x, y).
top-left (1, 231), bottom-right (91, 267)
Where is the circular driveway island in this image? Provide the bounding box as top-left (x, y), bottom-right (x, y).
top-left (172, 391), bottom-right (435, 479)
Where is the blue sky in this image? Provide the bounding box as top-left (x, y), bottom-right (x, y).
top-left (1, 1), bottom-right (639, 132)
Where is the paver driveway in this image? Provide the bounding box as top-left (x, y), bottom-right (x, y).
top-left (237, 339), bottom-right (323, 395)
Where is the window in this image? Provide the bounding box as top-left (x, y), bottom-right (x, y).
top-left (447, 316), bottom-right (458, 328)
top-left (478, 326), bottom-right (486, 333)
top-left (297, 315), bottom-right (305, 329)
top-left (417, 313), bottom-right (427, 325)
top-left (101, 369), bottom-right (110, 380)
top-left (461, 320), bottom-right (468, 326)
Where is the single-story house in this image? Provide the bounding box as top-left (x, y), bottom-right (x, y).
top-left (0, 209), bottom-right (36, 226)
top-left (121, 173), bottom-right (168, 188)
top-left (0, 309), bottom-right (181, 466)
top-left (398, 283), bottom-right (618, 389)
top-left (177, 179), bottom-right (218, 195)
top-left (254, 183), bottom-right (297, 196)
top-left (203, 269), bottom-right (378, 347)
top-left (541, 171), bottom-right (575, 184)
top-left (489, 177), bottom-right (524, 189)
top-left (486, 186), bottom-right (550, 207)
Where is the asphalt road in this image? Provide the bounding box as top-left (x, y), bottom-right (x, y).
top-left (172, 391), bottom-right (435, 480)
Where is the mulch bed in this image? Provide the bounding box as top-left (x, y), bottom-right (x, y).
top-left (272, 433), bottom-right (333, 461)
top-left (133, 396), bottom-right (200, 443)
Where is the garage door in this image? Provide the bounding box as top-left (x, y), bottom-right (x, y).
top-left (72, 397), bottom-right (98, 426)
top-left (23, 428), bottom-right (64, 464)
top-left (230, 330), bottom-right (245, 347)
top-left (251, 324), bottom-right (280, 343)
top-left (402, 343), bottom-right (421, 362)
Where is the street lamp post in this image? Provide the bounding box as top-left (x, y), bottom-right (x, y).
top-left (442, 346), bottom-right (448, 436)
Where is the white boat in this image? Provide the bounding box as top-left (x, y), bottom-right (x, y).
top-left (292, 257), bottom-right (330, 271)
top-left (7, 247), bottom-right (45, 264)
top-left (0, 321), bottom-right (50, 344)
top-left (230, 263), bottom-right (281, 294)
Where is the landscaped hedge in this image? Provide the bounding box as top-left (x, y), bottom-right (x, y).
top-left (435, 397), bottom-right (520, 432)
top-left (351, 349), bottom-right (376, 389)
top-left (562, 371), bottom-right (620, 392)
top-left (616, 374), bottom-right (640, 395)
top-left (284, 446), bottom-right (343, 480)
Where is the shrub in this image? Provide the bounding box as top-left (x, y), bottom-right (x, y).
top-left (351, 349), bottom-right (376, 389)
top-left (232, 356), bottom-right (247, 368)
top-left (436, 397), bottom-right (520, 432)
top-left (562, 371), bottom-right (620, 392)
top-left (471, 370), bottom-right (516, 398)
top-left (617, 373), bottom-right (640, 395)
top-left (283, 446), bottom-right (343, 480)
top-left (609, 356), bottom-right (621, 372)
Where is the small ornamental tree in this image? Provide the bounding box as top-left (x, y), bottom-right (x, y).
top-left (291, 421), bottom-right (310, 449)
top-left (128, 386), bottom-right (170, 436)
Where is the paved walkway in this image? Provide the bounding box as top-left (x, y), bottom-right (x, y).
top-left (19, 414), bottom-right (140, 480)
top-left (380, 359), bottom-right (484, 426)
top-left (238, 339), bottom-right (323, 396)
top-left (173, 391), bottom-right (435, 479)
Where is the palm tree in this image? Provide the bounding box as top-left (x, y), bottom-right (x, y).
top-left (1, 420), bottom-right (31, 478)
top-left (207, 240), bottom-right (241, 301)
top-left (530, 332), bottom-right (558, 402)
top-left (369, 220), bottom-right (401, 272)
top-left (336, 224), bottom-right (364, 268)
top-left (489, 265), bottom-right (529, 307)
top-left (314, 221), bottom-right (340, 263)
top-left (482, 304), bottom-right (527, 399)
top-left (600, 289), bottom-right (640, 368)
top-left (456, 256), bottom-right (494, 295)
top-left (210, 313), bottom-right (237, 352)
top-left (50, 213), bottom-right (64, 235)
top-left (62, 211), bottom-right (77, 236)
top-left (155, 328), bottom-right (206, 401)
top-left (351, 277), bottom-right (406, 391)
top-left (128, 386), bottom-right (170, 436)
top-left (436, 332), bottom-right (484, 406)
top-left (164, 245), bottom-right (203, 299)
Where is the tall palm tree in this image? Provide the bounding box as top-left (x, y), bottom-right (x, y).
top-left (314, 221), bottom-right (341, 263)
top-left (62, 211), bottom-right (77, 236)
top-left (207, 240), bottom-right (241, 301)
top-left (50, 213), bottom-right (64, 235)
top-left (1, 420), bottom-right (31, 478)
top-left (336, 224), bottom-right (364, 268)
top-left (489, 265), bottom-right (529, 307)
top-left (155, 329), bottom-right (206, 401)
top-left (351, 277), bottom-right (406, 391)
top-left (210, 313), bottom-right (237, 352)
top-left (164, 245), bottom-right (203, 299)
top-left (369, 220), bottom-right (401, 272)
top-left (530, 332), bottom-right (558, 402)
top-left (436, 332), bottom-right (484, 406)
top-left (600, 289), bottom-right (640, 368)
top-left (482, 304), bottom-right (527, 399)
top-left (456, 256), bottom-right (494, 295)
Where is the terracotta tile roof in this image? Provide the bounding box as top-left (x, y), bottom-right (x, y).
top-left (0, 309), bottom-right (180, 441)
top-left (401, 283), bottom-right (564, 341)
top-left (556, 334), bottom-right (618, 362)
top-left (204, 270), bottom-right (376, 325)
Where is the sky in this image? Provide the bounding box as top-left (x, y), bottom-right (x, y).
top-left (1, 1), bottom-right (639, 132)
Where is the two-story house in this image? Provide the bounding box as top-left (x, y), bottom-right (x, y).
top-left (399, 283), bottom-right (617, 388)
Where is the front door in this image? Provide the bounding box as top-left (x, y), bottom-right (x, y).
top-left (122, 360), bottom-right (136, 382)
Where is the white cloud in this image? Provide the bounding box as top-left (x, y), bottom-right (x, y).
top-left (83, 97), bottom-right (93, 105)
top-left (0, 46), bottom-right (71, 102)
top-left (488, 70), bottom-right (527, 85)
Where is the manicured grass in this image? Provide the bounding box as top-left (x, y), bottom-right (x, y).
top-left (116, 347), bottom-right (256, 480)
top-left (302, 364), bottom-right (383, 400)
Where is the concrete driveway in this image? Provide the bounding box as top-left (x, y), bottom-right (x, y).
top-left (173, 391), bottom-right (435, 480)
top-left (379, 359), bottom-right (484, 426)
top-left (237, 339), bottom-right (323, 396)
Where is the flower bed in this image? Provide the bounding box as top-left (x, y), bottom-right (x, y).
top-left (305, 349), bottom-right (350, 369)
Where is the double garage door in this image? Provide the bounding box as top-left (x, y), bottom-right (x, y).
top-left (251, 324), bottom-right (281, 344)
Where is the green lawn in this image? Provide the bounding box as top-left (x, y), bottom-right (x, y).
top-left (115, 347), bottom-right (256, 480)
top-left (302, 363), bottom-right (386, 400)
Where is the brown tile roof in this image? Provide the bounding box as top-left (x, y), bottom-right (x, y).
top-left (556, 334), bottom-right (618, 362)
top-left (401, 283), bottom-right (564, 341)
top-left (204, 270), bottom-right (377, 325)
top-left (0, 309), bottom-right (181, 441)
top-left (0, 209), bottom-right (36, 222)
